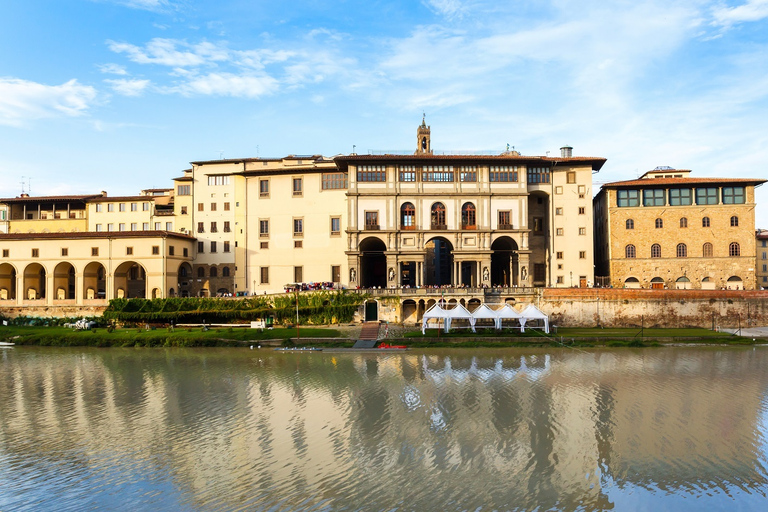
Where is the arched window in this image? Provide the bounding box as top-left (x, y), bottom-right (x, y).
top-left (680, 217), bottom-right (688, 228)
top-left (625, 244), bottom-right (636, 258)
top-left (179, 266), bottom-right (188, 277)
top-left (461, 203), bottom-right (476, 229)
top-left (197, 267), bottom-right (205, 278)
top-left (400, 202), bottom-right (415, 229)
top-left (655, 218), bottom-right (663, 229)
top-left (676, 243), bottom-right (687, 258)
top-left (729, 242), bottom-right (740, 256)
top-left (702, 216), bottom-right (710, 227)
top-left (703, 242), bottom-right (713, 257)
top-left (730, 215), bottom-right (739, 227)
top-left (651, 244), bottom-right (661, 258)
top-left (222, 266), bottom-right (230, 277)
top-left (626, 219), bottom-right (634, 230)
top-left (210, 267), bottom-right (218, 278)
top-left (431, 202), bottom-right (446, 228)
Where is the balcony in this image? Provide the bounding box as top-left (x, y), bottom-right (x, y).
top-left (431, 224), bottom-right (448, 230)
top-left (461, 224), bottom-right (477, 230)
top-left (498, 224), bottom-right (514, 230)
top-left (400, 224), bottom-right (416, 230)
top-left (365, 224), bottom-right (380, 230)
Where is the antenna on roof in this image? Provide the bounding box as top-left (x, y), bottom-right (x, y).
top-left (256, 145), bottom-right (259, 158)
top-left (20, 176), bottom-right (26, 195)
top-left (219, 150), bottom-right (224, 159)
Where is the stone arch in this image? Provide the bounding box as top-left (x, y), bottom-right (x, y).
top-left (402, 299), bottom-right (418, 324)
top-left (675, 276), bottom-right (691, 290)
top-left (53, 261), bottom-right (76, 300)
top-left (177, 262), bottom-right (193, 297)
top-left (23, 262), bottom-right (47, 300)
top-left (491, 236), bottom-right (519, 286)
top-left (424, 236), bottom-right (454, 286)
top-left (650, 277), bottom-right (664, 289)
top-left (467, 298), bottom-right (482, 312)
top-left (0, 262), bottom-right (17, 301)
top-left (701, 276), bottom-right (715, 290)
top-left (113, 261), bottom-right (147, 299)
top-left (359, 236), bottom-right (387, 288)
top-left (83, 262), bottom-right (106, 300)
top-left (727, 276), bottom-right (743, 290)
top-left (624, 277), bottom-right (641, 289)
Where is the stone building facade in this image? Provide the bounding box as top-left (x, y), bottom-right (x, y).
top-left (594, 168), bottom-right (766, 290)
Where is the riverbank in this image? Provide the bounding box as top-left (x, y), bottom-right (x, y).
top-left (0, 324), bottom-right (760, 348)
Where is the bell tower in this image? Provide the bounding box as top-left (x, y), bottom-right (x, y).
top-left (415, 114), bottom-right (432, 155)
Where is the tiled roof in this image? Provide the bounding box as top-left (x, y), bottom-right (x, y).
top-left (334, 154), bottom-right (607, 170)
top-left (0, 231), bottom-right (195, 241)
top-left (601, 177), bottom-right (766, 187)
top-left (87, 195), bottom-right (153, 202)
top-left (0, 194), bottom-right (103, 204)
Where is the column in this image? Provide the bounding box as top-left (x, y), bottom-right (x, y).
top-left (75, 272), bottom-right (84, 305)
top-left (46, 272), bottom-right (54, 306)
top-left (16, 274), bottom-right (23, 306)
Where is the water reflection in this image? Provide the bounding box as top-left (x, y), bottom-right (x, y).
top-left (1, 347), bottom-right (767, 511)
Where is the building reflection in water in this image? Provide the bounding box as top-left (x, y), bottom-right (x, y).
top-left (1, 347), bottom-right (767, 510)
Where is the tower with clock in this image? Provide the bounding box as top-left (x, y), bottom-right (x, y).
top-left (415, 114), bottom-right (432, 155)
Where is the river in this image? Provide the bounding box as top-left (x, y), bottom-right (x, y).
top-left (1, 346), bottom-right (767, 511)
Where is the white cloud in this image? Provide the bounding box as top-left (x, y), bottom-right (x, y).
top-left (167, 72), bottom-right (278, 98)
top-left (105, 78), bottom-right (151, 96)
top-left (107, 38), bottom-right (228, 67)
top-left (102, 0), bottom-right (173, 12)
top-left (422, 0), bottom-right (465, 18)
top-left (0, 78), bottom-right (97, 127)
top-left (712, 0), bottom-right (768, 27)
top-left (98, 63), bottom-right (128, 75)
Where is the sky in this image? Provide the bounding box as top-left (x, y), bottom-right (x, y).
top-left (2, 0), bottom-right (768, 226)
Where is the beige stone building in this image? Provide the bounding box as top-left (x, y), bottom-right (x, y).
top-left (757, 229), bottom-right (768, 289)
top-left (336, 121), bottom-right (605, 290)
top-left (594, 168), bottom-right (766, 289)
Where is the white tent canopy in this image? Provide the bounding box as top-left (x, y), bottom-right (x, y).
top-left (470, 304), bottom-right (500, 332)
top-left (421, 302), bottom-right (549, 335)
top-left (494, 303), bottom-right (521, 330)
top-left (443, 303), bottom-right (474, 332)
top-left (519, 304), bottom-right (550, 333)
top-left (421, 303), bottom-right (450, 334)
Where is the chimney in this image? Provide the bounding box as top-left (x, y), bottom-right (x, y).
top-left (101, 191), bottom-right (107, 196)
top-left (560, 146), bottom-right (573, 158)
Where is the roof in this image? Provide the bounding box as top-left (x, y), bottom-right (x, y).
top-left (0, 231), bottom-right (195, 241)
top-left (0, 194), bottom-right (103, 204)
top-left (757, 230), bottom-right (768, 239)
top-left (601, 177), bottom-right (766, 188)
top-left (190, 155), bottom-right (330, 166)
top-left (88, 195), bottom-right (153, 203)
top-left (173, 176), bottom-right (194, 182)
top-left (334, 153), bottom-right (607, 171)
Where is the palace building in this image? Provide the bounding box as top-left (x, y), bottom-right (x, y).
top-left (593, 168), bottom-right (766, 290)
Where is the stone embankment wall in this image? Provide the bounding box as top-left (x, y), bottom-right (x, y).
top-left (0, 305), bottom-right (108, 319)
top-left (541, 289), bottom-right (768, 329)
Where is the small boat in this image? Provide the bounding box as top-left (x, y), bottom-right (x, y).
top-left (378, 343), bottom-right (408, 350)
top-left (0, 341), bottom-right (15, 347)
top-left (274, 347), bottom-right (322, 352)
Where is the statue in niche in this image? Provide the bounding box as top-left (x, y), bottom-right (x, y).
top-left (521, 266), bottom-right (528, 281)
top-left (482, 267), bottom-right (489, 282)
top-left (350, 268), bottom-right (356, 282)
top-left (388, 268), bottom-right (395, 281)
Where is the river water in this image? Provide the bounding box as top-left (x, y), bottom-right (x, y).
top-left (1, 346), bottom-right (768, 511)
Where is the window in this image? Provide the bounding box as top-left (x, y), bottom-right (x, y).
top-left (197, 241), bottom-right (204, 253)
top-left (625, 245), bottom-right (636, 258)
top-left (655, 218), bottom-right (663, 229)
top-left (578, 207), bottom-right (586, 215)
top-left (651, 244), bottom-right (661, 258)
top-left (119, 223), bottom-right (125, 231)
top-left (61, 248), bottom-right (68, 256)
top-left (107, 223), bottom-right (114, 232)
top-left (142, 222), bottom-right (149, 231)
top-left (498, 211), bottom-right (512, 229)
top-left (555, 208), bottom-right (563, 215)
top-left (556, 251), bottom-right (563, 259)
top-left (210, 202), bottom-right (217, 211)
top-left (365, 211), bottom-right (379, 230)
top-left (676, 243), bottom-right (687, 258)
top-left (567, 171), bottom-right (576, 184)
top-left (399, 165), bottom-right (417, 182)
top-left (131, 223), bottom-right (137, 231)
top-left (223, 202), bottom-right (230, 211)
top-left (1, 249), bottom-right (7, 258)
top-left (293, 218), bottom-right (304, 235)
top-left (143, 202), bottom-right (150, 211)
top-left (259, 179), bottom-right (269, 197)
top-left (197, 222), bottom-right (205, 233)
top-left (322, 172), bottom-right (347, 189)
top-left (533, 217), bottom-right (543, 233)
top-left (704, 241), bottom-right (714, 256)
top-left (96, 204), bottom-right (102, 212)
top-left (294, 240), bottom-right (303, 248)
top-left (207, 176), bottom-right (230, 186)
top-left (357, 165), bottom-right (386, 182)
top-left (680, 217), bottom-right (688, 228)
top-left (763, 251), bottom-right (767, 260)
top-left (152, 246), bottom-right (160, 255)
top-left (108, 204), bottom-right (114, 212)
top-left (198, 203), bottom-right (204, 211)
top-left (643, 189), bottom-right (665, 206)
top-left (293, 177), bottom-right (303, 196)
top-left (579, 227), bottom-right (586, 235)
top-left (459, 166), bottom-right (477, 182)
top-left (96, 224), bottom-right (103, 232)
top-left (168, 246), bottom-right (175, 256)
top-left (764, 265), bottom-right (767, 272)
top-left (556, 276), bottom-right (564, 284)
top-left (259, 220), bottom-right (269, 237)
top-left (223, 241), bottom-right (230, 252)
top-left (669, 188), bottom-right (692, 206)
top-left (579, 251), bottom-right (586, 259)
top-left (431, 203), bottom-right (446, 228)
top-left (223, 221), bottom-right (230, 232)
top-left (722, 186), bottom-right (745, 204)
top-left (556, 228), bottom-right (564, 236)
top-left (210, 267), bottom-right (218, 278)
top-left (617, 189), bottom-right (640, 207)
top-left (166, 222), bottom-right (173, 231)
top-left (119, 203), bottom-right (126, 212)
top-left (222, 267), bottom-right (230, 277)
top-left (154, 222), bottom-right (161, 230)
top-left (527, 167), bottom-right (550, 183)
top-left (294, 266), bottom-right (303, 283)
top-left (702, 216), bottom-right (711, 227)
top-left (489, 166), bottom-right (518, 182)
top-left (422, 165), bottom-right (454, 182)
top-left (578, 185), bottom-right (586, 197)
top-left (626, 219), bottom-right (634, 229)
top-left (183, 248), bottom-right (188, 257)
top-left (555, 186), bottom-right (563, 194)
top-left (730, 216), bottom-right (739, 227)
top-left (696, 187), bottom-right (718, 205)
top-left (534, 263), bottom-right (546, 281)
top-left (260, 267), bottom-right (269, 284)
top-left (178, 185), bottom-right (191, 195)
top-left (260, 242), bottom-right (268, 249)
top-left (461, 203), bottom-right (476, 228)
top-left (331, 265), bottom-right (341, 282)
top-left (210, 241), bottom-right (217, 253)
top-left (729, 242), bottom-right (740, 256)
top-left (198, 267), bottom-right (205, 278)
top-left (210, 222), bottom-right (217, 233)
top-left (131, 203), bottom-right (138, 211)
top-left (331, 217), bottom-right (341, 235)
top-left (91, 247), bottom-right (99, 256)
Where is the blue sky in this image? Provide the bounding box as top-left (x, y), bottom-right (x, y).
top-left (2, 0), bottom-right (768, 226)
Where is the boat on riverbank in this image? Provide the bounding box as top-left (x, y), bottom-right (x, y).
top-left (0, 341), bottom-right (15, 347)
